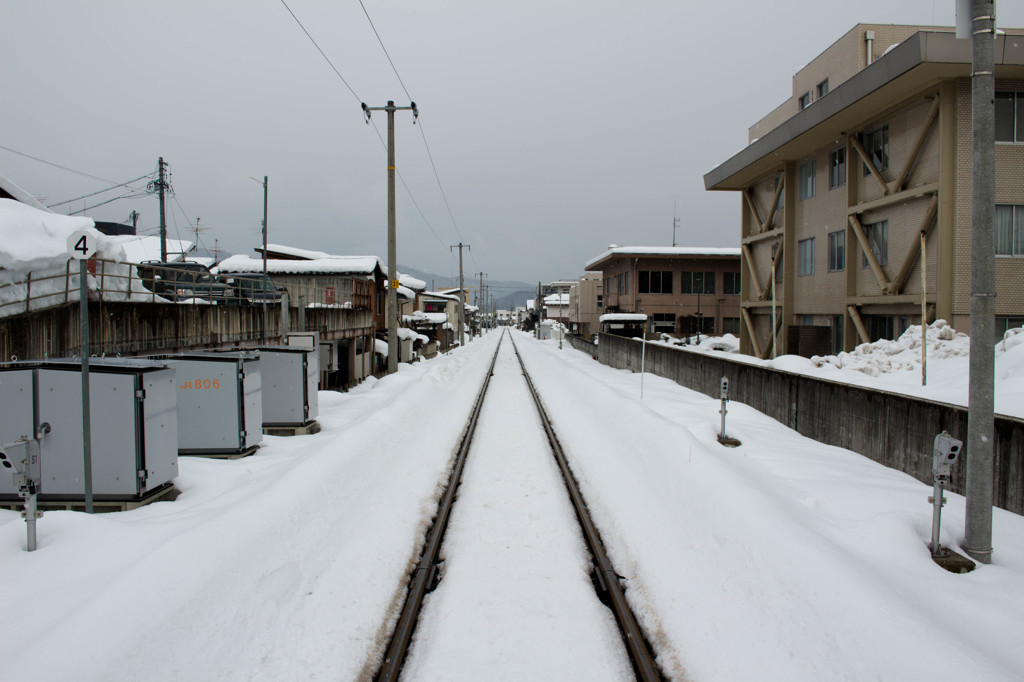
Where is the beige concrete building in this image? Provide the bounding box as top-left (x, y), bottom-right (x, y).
top-left (704, 24), bottom-right (1024, 358)
top-left (584, 247), bottom-right (742, 337)
top-left (568, 272), bottom-right (604, 339)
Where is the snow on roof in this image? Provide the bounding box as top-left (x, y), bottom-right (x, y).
top-left (423, 291), bottom-right (460, 302)
top-left (0, 173), bottom-right (51, 212)
top-left (600, 313), bottom-right (648, 322)
top-left (544, 293), bottom-right (569, 305)
top-left (105, 234), bottom-right (194, 264)
top-left (0, 199), bottom-right (98, 270)
top-left (373, 338), bottom-right (388, 355)
top-left (404, 311), bottom-right (448, 325)
top-left (396, 285), bottom-right (416, 300)
top-left (584, 245), bottom-right (742, 270)
top-left (216, 254), bottom-right (381, 276)
top-left (262, 243), bottom-right (334, 260)
top-left (399, 273), bottom-right (426, 290)
top-left (396, 327), bottom-right (419, 341)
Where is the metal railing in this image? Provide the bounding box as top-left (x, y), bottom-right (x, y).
top-left (0, 259), bottom-right (374, 318)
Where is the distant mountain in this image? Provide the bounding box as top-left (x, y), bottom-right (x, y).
top-left (398, 264), bottom-right (535, 310)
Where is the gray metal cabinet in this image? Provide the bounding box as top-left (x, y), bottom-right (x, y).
top-left (149, 353), bottom-right (263, 456)
top-left (255, 347), bottom-right (318, 427)
top-left (0, 362), bottom-right (178, 501)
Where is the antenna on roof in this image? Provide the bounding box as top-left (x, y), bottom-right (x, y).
top-left (672, 201), bottom-right (680, 247)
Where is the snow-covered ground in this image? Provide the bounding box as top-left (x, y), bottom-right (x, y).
top-left (2, 329), bottom-right (1022, 681)
top-left (656, 321), bottom-right (1024, 419)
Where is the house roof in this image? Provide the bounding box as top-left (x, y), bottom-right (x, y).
top-left (217, 254), bottom-right (382, 276)
top-left (584, 246), bottom-right (741, 271)
top-left (0, 173), bottom-right (50, 212)
top-left (704, 30), bottom-right (1024, 191)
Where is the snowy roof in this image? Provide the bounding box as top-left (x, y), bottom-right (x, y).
top-left (544, 293), bottom-right (569, 306)
top-left (261, 243), bottom-right (335, 260)
top-left (399, 273), bottom-right (426, 291)
top-left (216, 254), bottom-right (381, 276)
top-left (0, 199), bottom-right (98, 270)
top-left (396, 285), bottom-right (416, 300)
top-left (0, 173), bottom-right (50, 212)
top-left (404, 311), bottom-right (448, 325)
top-left (107, 234), bottom-right (194, 264)
top-left (423, 291), bottom-right (460, 302)
top-left (585, 246), bottom-right (741, 270)
top-left (600, 313), bottom-right (648, 322)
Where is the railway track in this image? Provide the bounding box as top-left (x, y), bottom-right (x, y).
top-left (375, 330), bottom-right (663, 681)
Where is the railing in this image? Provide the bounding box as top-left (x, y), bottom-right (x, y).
top-left (0, 259), bottom-right (373, 318)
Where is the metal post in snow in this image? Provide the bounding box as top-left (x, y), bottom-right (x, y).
top-left (640, 322), bottom-right (647, 399)
top-left (79, 259), bottom-right (94, 513)
top-left (921, 232), bottom-right (927, 386)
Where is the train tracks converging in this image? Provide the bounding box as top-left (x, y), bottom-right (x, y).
top-left (375, 330), bottom-right (663, 681)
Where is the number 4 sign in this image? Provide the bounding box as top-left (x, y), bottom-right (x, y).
top-left (67, 229), bottom-right (98, 260)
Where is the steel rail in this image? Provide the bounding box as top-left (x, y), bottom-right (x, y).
top-left (375, 329), bottom-right (505, 682)
top-left (508, 333), bottom-right (664, 682)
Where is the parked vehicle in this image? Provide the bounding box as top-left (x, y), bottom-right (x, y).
top-left (224, 273), bottom-right (284, 305)
top-left (137, 261), bottom-right (232, 303)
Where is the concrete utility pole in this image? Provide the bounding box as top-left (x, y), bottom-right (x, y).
top-left (362, 100), bottom-right (418, 374)
top-left (261, 176), bottom-right (269, 343)
top-left (451, 243), bottom-right (470, 346)
top-left (964, 0), bottom-right (996, 564)
top-left (476, 272), bottom-right (487, 336)
top-left (157, 157), bottom-right (168, 262)
top-left (536, 282), bottom-right (541, 338)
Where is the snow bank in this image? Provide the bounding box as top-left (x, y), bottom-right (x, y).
top-left (812, 320), bottom-right (968, 375)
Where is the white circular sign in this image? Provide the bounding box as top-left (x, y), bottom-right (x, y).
top-left (67, 229), bottom-right (98, 260)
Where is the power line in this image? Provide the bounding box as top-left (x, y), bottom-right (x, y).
top-left (278, 0), bottom-right (362, 103)
top-left (357, 3), bottom-right (468, 254)
top-left (0, 144), bottom-right (130, 186)
top-left (66, 191), bottom-right (146, 216)
top-left (47, 172), bottom-right (156, 208)
top-left (358, 0), bottom-right (412, 102)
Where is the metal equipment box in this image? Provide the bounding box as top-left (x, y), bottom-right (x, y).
top-left (254, 346), bottom-right (318, 427)
top-left (148, 352), bottom-right (262, 457)
top-left (0, 361), bottom-right (178, 502)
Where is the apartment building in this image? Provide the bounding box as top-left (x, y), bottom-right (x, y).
top-left (704, 24), bottom-right (1024, 358)
top-left (568, 272), bottom-right (604, 339)
top-left (584, 246), bottom-right (741, 337)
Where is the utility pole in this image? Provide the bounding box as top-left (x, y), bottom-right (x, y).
top-left (362, 100), bottom-right (418, 374)
top-left (261, 176), bottom-right (269, 344)
top-left (476, 272), bottom-right (487, 336)
top-left (157, 157), bottom-right (168, 262)
top-left (673, 201), bottom-right (680, 247)
top-left (536, 282), bottom-right (541, 338)
top-left (964, 0), bottom-right (996, 564)
top-left (451, 243), bottom-right (470, 346)
top-left (129, 210), bottom-right (140, 234)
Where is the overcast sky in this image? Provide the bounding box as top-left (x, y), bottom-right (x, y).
top-left (4, 1), bottom-right (1024, 285)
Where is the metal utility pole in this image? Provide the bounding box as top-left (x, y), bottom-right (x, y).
top-left (672, 201), bottom-right (680, 247)
top-left (451, 243), bottom-right (470, 346)
top-left (362, 100), bottom-right (418, 374)
top-left (157, 157), bottom-right (168, 262)
top-left (261, 176), bottom-right (269, 344)
top-left (964, 0), bottom-right (996, 564)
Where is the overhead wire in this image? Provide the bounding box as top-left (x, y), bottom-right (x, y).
top-left (48, 172), bottom-right (157, 208)
top-left (0, 144), bottom-right (129, 186)
top-left (278, 0), bottom-right (362, 104)
top-left (357, 1), bottom-right (468, 244)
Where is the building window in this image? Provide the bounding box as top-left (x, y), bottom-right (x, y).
top-left (798, 161), bottom-right (815, 201)
top-left (861, 125), bottom-right (889, 176)
top-left (831, 315), bottom-right (844, 354)
top-left (798, 237), bottom-right (815, 276)
top-left (829, 147), bottom-right (846, 188)
top-left (680, 271), bottom-right (715, 295)
top-left (995, 91), bottom-right (1024, 143)
top-left (817, 79), bottom-right (829, 98)
top-left (996, 316), bottom-right (1024, 335)
top-left (995, 204), bottom-right (1024, 256)
top-left (862, 220), bottom-right (889, 267)
top-left (798, 92), bottom-right (810, 110)
top-left (638, 270), bottom-right (673, 294)
top-left (828, 230), bottom-right (845, 271)
top-left (723, 271), bottom-right (741, 295)
top-left (596, 294), bottom-right (603, 309)
top-left (722, 317), bottom-right (740, 335)
top-left (650, 313), bottom-right (676, 333)
top-left (868, 315), bottom-right (895, 342)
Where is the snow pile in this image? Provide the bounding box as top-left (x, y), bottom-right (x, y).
top-left (656, 333), bottom-right (740, 353)
top-left (812, 320), bottom-right (968, 376)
